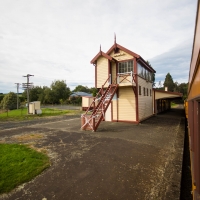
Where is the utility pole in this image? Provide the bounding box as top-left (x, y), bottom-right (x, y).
top-left (22, 74), bottom-right (34, 114)
top-left (15, 83), bottom-right (20, 109)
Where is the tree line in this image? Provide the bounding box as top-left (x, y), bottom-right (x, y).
top-left (0, 80), bottom-right (97, 110)
top-left (0, 73), bottom-right (188, 111)
top-left (156, 72), bottom-right (188, 100)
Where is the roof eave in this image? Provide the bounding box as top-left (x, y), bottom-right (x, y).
top-left (90, 51), bottom-right (113, 64)
top-left (106, 43), bottom-right (140, 58)
top-left (137, 57), bottom-right (156, 73)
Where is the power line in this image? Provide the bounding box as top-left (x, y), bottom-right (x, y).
top-left (22, 74), bottom-right (34, 114)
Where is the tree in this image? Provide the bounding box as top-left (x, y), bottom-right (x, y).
top-left (0, 94), bottom-right (4, 102)
top-left (22, 86), bottom-right (44, 102)
top-left (0, 92), bottom-right (18, 110)
top-left (90, 87), bottom-right (98, 97)
top-left (176, 82), bottom-right (188, 100)
top-left (29, 86), bottom-right (44, 102)
top-left (50, 80), bottom-right (70, 104)
top-left (73, 85), bottom-right (90, 93)
top-left (163, 73), bottom-right (175, 92)
top-left (43, 87), bottom-right (55, 104)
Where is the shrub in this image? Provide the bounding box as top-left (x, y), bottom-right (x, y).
top-left (1, 92), bottom-right (19, 110)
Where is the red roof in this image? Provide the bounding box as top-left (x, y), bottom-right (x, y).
top-left (91, 42), bottom-right (156, 73)
top-left (90, 51), bottom-right (116, 64)
top-left (106, 43), bottom-right (140, 58)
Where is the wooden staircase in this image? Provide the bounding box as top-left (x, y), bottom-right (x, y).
top-left (81, 83), bottom-right (118, 132)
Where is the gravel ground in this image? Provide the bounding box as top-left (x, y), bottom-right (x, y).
top-left (0, 108), bottom-right (186, 200)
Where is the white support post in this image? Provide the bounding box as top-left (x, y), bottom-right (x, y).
top-left (117, 73), bottom-right (119, 84)
top-left (131, 71), bottom-right (133, 84)
top-left (109, 74), bottom-right (111, 85)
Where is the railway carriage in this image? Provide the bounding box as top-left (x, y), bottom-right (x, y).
top-left (186, 0), bottom-right (200, 199)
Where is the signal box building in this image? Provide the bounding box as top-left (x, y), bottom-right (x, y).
top-left (81, 40), bottom-right (157, 131)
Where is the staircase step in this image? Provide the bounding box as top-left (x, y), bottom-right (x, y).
top-left (81, 83), bottom-right (118, 131)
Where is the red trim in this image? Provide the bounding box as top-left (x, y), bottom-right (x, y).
top-left (91, 51), bottom-right (116, 64)
top-left (137, 58), bottom-right (156, 73)
top-left (153, 89), bottom-right (182, 96)
top-left (116, 61), bottom-right (118, 75)
top-left (108, 60), bottom-right (111, 76)
top-left (106, 43), bottom-right (155, 73)
top-left (106, 43), bottom-right (140, 58)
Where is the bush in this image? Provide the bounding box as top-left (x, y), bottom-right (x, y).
top-left (1, 92), bottom-right (19, 110)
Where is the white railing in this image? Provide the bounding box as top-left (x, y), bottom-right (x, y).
top-left (116, 71), bottom-right (135, 85)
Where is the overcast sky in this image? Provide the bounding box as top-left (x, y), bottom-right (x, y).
top-left (0, 0), bottom-right (197, 93)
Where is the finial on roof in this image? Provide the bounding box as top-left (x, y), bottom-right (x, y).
top-left (114, 33), bottom-right (116, 44)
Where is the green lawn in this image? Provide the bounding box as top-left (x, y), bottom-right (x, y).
top-left (0, 144), bottom-right (50, 194)
top-left (171, 102), bottom-right (177, 107)
top-left (0, 108), bottom-right (83, 121)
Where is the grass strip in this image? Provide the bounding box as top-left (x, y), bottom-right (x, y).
top-left (0, 144), bottom-right (50, 194)
top-left (0, 108), bottom-right (83, 121)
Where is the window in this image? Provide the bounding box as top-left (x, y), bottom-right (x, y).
top-left (118, 61), bottom-right (133, 73)
top-left (137, 62), bottom-right (154, 82)
top-left (138, 63), bottom-right (143, 77)
top-left (139, 85), bottom-right (141, 95)
top-left (143, 87), bottom-right (145, 96)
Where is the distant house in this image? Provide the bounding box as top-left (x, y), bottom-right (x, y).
top-left (70, 92), bottom-right (92, 99)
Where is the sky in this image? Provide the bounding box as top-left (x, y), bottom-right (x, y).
top-left (0, 0), bottom-right (197, 93)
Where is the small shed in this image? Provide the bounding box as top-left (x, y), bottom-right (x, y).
top-left (82, 96), bottom-right (98, 111)
top-left (29, 101), bottom-right (42, 114)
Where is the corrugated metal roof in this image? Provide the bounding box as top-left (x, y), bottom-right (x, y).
top-left (70, 92), bottom-right (93, 97)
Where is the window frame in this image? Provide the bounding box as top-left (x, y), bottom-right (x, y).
top-left (139, 85), bottom-right (141, 95)
top-left (143, 87), bottom-right (146, 96)
top-left (118, 60), bottom-right (133, 74)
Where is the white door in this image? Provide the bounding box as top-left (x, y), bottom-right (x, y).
top-left (105, 103), bottom-right (112, 121)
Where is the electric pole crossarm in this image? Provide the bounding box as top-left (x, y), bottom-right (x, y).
top-left (22, 74), bottom-right (34, 114)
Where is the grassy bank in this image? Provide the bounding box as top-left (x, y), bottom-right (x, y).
top-left (0, 108), bottom-right (83, 121)
top-left (0, 144), bottom-right (50, 194)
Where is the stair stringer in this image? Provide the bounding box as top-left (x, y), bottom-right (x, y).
top-left (81, 84), bottom-right (118, 131)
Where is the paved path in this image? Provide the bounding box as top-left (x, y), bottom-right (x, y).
top-left (0, 107), bottom-right (185, 200)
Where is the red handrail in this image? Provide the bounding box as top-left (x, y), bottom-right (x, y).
top-left (82, 75), bottom-right (111, 116)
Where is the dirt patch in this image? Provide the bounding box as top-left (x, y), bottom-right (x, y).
top-left (12, 133), bottom-right (44, 141)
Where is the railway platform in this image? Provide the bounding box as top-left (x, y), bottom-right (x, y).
top-left (0, 105), bottom-right (185, 200)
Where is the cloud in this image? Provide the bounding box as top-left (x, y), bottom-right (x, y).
top-left (0, 0), bottom-right (197, 93)
top-left (149, 39), bottom-right (193, 84)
